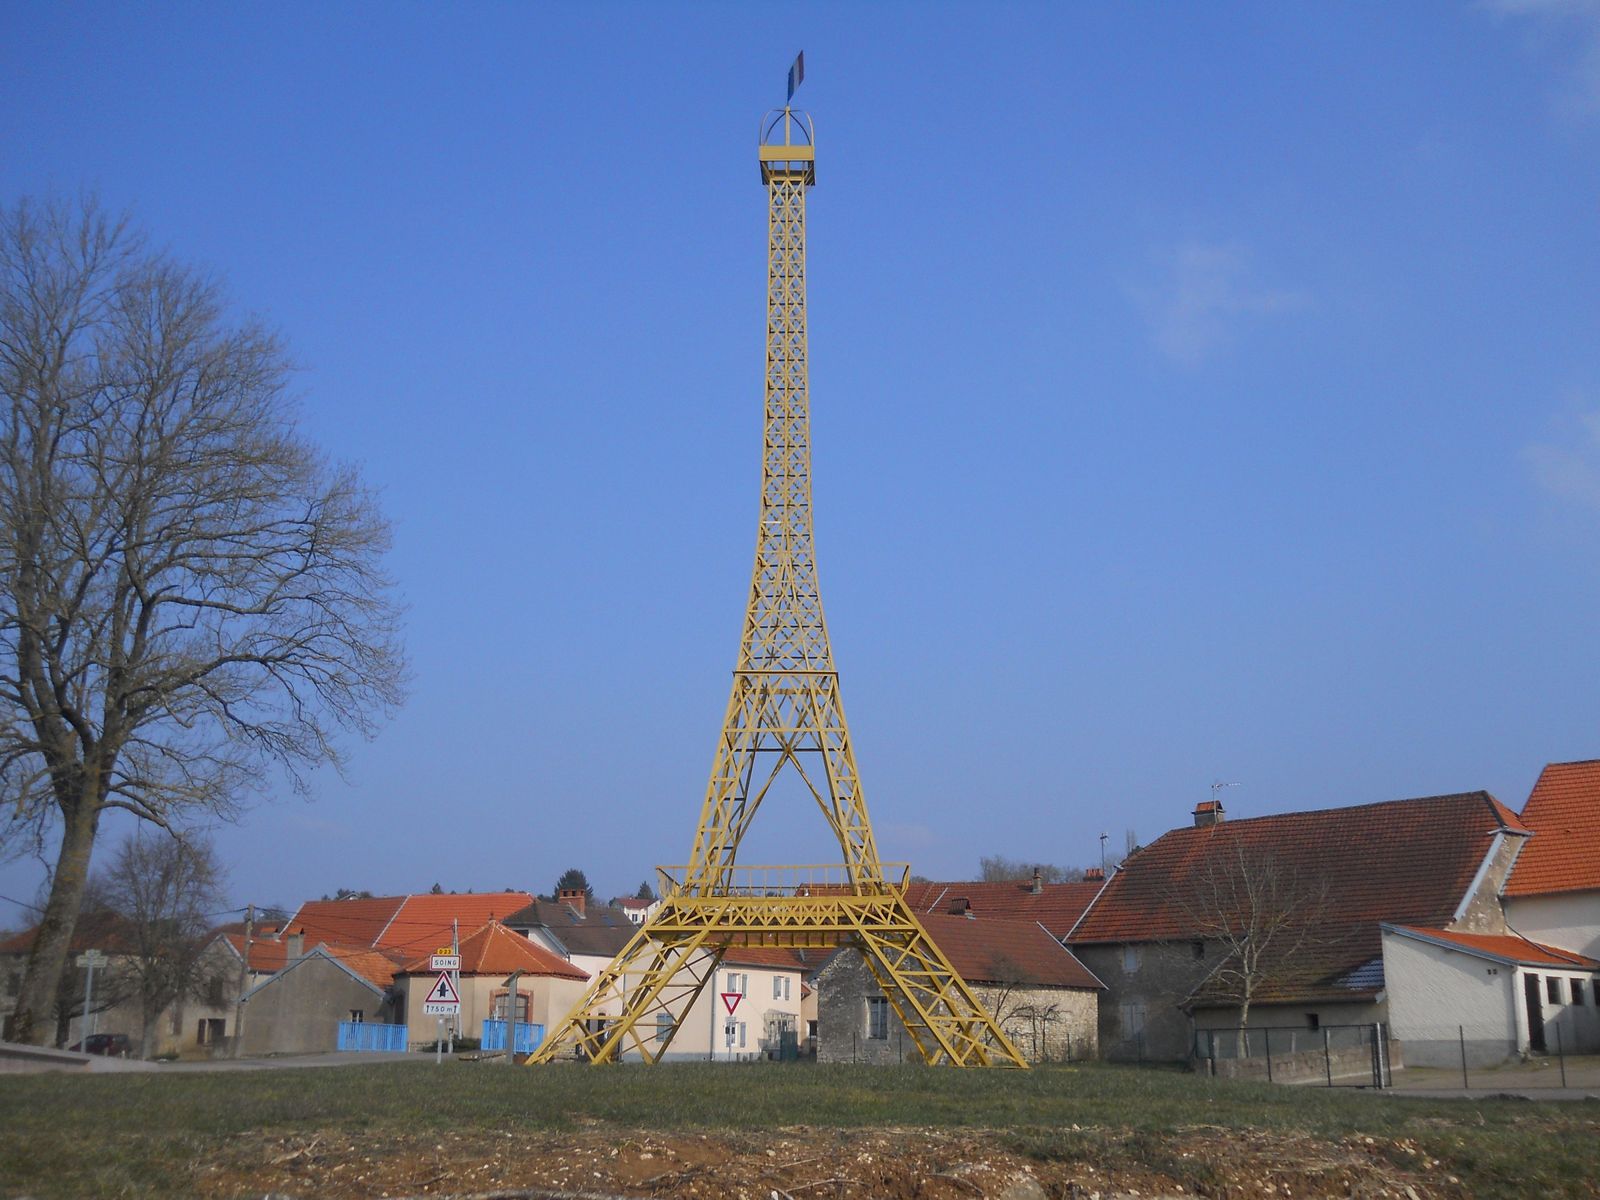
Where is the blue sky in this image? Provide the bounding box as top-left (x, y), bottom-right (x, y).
top-left (3, 2), bottom-right (1599, 925)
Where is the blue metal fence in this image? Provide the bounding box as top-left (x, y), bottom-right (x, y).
top-left (337, 1021), bottom-right (409, 1052)
top-left (481, 1019), bottom-right (544, 1054)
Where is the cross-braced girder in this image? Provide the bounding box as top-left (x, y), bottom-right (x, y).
top-left (528, 108), bottom-right (1026, 1070)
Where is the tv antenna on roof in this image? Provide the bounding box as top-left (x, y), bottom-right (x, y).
top-left (1210, 780), bottom-right (1240, 804)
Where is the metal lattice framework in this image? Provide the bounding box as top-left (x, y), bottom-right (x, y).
top-left (528, 109), bottom-right (1026, 1069)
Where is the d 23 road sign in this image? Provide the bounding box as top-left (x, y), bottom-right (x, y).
top-left (423, 970), bottom-right (461, 1015)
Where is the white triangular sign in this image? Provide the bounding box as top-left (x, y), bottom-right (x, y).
top-left (427, 971), bottom-right (460, 1005)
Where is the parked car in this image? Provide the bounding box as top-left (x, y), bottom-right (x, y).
top-left (68, 1032), bottom-right (131, 1057)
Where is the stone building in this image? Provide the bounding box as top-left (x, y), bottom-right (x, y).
top-left (813, 913), bottom-right (1102, 1064)
top-left (1068, 791), bottom-right (1535, 1063)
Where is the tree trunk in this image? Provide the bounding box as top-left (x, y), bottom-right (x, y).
top-left (9, 802), bottom-right (101, 1045)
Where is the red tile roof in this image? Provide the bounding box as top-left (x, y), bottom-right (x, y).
top-left (220, 932), bottom-right (291, 973)
top-left (1385, 925), bottom-right (1600, 969)
top-left (919, 914), bottom-right (1102, 990)
top-left (280, 892), bottom-right (535, 958)
top-left (282, 896), bottom-right (405, 949)
top-left (400, 921), bottom-right (587, 981)
top-left (901, 880), bottom-right (1104, 939)
top-left (721, 944), bottom-right (807, 970)
top-left (1505, 759), bottom-right (1600, 898)
top-left (326, 945), bottom-right (406, 990)
top-left (1071, 791), bottom-right (1525, 1002)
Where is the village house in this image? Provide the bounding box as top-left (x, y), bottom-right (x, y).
top-left (1, 911), bottom-right (253, 1058)
top-left (395, 920), bottom-right (589, 1048)
top-left (812, 913), bottom-right (1102, 1064)
top-left (236, 934), bottom-right (405, 1056)
top-left (901, 873), bottom-right (1106, 940)
top-left (228, 890), bottom-right (535, 1054)
top-left (1501, 759), bottom-right (1600, 960)
top-left (1067, 791), bottom-right (1534, 1064)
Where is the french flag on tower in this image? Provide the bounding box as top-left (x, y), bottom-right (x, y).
top-left (787, 51), bottom-right (805, 103)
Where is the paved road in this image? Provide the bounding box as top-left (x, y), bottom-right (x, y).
top-left (0, 1040), bottom-right (428, 1074)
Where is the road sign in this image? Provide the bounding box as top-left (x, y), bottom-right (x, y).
top-left (430, 954), bottom-right (460, 972)
top-left (75, 950), bottom-right (107, 968)
top-left (423, 970), bottom-right (461, 1015)
top-left (720, 991), bottom-right (742, 1016)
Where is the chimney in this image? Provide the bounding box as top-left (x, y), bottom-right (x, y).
top-left (559, 887), bottom-right (587, 916)
top-left (1084, 867), bottom-right (1105, 883)
top-left (286, 929), bottom-right (304, 959)
top-left (1030, 867), bottom-right (1043, 895)
top-left (1193, 799), bottom-right (1225, 828)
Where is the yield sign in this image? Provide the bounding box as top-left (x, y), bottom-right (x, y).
top-left (424, 970), bottom-right (461, 1010)
top-left (720, 991), bottom-right (742, 1016)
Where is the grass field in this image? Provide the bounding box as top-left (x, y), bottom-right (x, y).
top-left (1, 1059), bottom-right (1597, 1198)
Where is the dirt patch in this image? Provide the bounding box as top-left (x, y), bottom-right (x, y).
top-left (194, 1125), bottom-right (1461, 1199)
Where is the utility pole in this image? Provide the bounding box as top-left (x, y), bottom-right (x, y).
top-left (233, 904), bottom-right (254, 1059)
top-left (502, 968), bottom-right (524, 1065)
top-left (449, 918), bottom-right (459, 1055)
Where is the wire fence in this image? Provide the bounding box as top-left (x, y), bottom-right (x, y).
top-left (1391, 1021), bottom-right (1595, 1090)
top-left (1193, 1023), bottom-right (1393, 1088)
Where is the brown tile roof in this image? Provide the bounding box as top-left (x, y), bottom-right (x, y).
top-left (502, 898), bottom-right (637, 958)
top-left (0, 910), bottom-right (138, 956)
top-left (1505, 759), bottom-right (1600, 898)
top-left (1071, 791), bottom-right (1524, 1003)
top-left (400, 921), bottom-right (587, 981)
top-left (919, 914), bottom-right (1102, 990)
top-left (902, 880), bottom-right (1104, 939)
top-left (1385, 925), bottom-right (1600, 969)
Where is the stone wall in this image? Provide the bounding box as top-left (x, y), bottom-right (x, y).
top-left (240, 955), bottom-right (392, 1056)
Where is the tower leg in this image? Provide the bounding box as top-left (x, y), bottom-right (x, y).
top-left (528, 920), bottom-right (722, 1065)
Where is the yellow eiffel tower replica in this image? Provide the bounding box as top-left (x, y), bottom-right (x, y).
top-left (528, 99), bottom-right (1027, 1069)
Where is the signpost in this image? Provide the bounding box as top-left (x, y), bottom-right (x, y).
top-left (720, 991), bottom-right (742, 1061)
top-left (75, 950), bottom-right (108, 1043)
top-left (424, 958), bottom-right (460, 1065)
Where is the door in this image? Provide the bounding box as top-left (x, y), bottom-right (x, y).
top-left (1524, 972), bottom-right (1546, 1054)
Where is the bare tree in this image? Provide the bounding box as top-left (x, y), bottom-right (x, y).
top-left (98, 830), bottom-right (227, 1057)
top-left (0, 197), bottom-right (405, 1043)
top-left (1174, 841), bottom-right (1329, 1043)
top-left (977, 855), bottom-right (1083, 883)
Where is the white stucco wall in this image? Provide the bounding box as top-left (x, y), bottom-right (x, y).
top-left (1382, 930), bottom-right (1519, 1066)
top-left (1504, 892), bottom-right (1600, 960)
top-left (653, 955), bottom-right (805, 1061)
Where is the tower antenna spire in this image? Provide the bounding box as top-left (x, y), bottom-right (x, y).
top-left (529, 82), bottom-right (1026, 1069)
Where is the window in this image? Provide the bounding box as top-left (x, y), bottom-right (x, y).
top-left (1306, 1013), bottom-right (1320, 1031)
top-left (1122, 946), bottom-right (1141, 974)
top-left (1573, 980), bottom-right (1587, 1006)
top-left (493, 993), bottom-right (530, 1022)
top-left (1191, 941), bottom-right (1205, 960)
top-left (349, 1010), bottom-right (365, 1023)
top-left (5, 972), bottom-right (18, 998)
top-left (1118, 1002), bottom-right (1146, 1041)
top-left (773, 975), bottom-right (782, 1000)
top-left (1548, 976), bottom-right (1562, 1004)
top-left (725, 972), bottom-right (746, 995)
top-left (866, 996), bottom-right (890, 1040)
top-left (738, 1021), bottom-right (747, 1049)
top-left (655, 1012), bottom-right (673, 1044)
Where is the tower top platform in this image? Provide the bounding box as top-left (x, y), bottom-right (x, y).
top-left (759, 108), bottom-right (815, 184)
